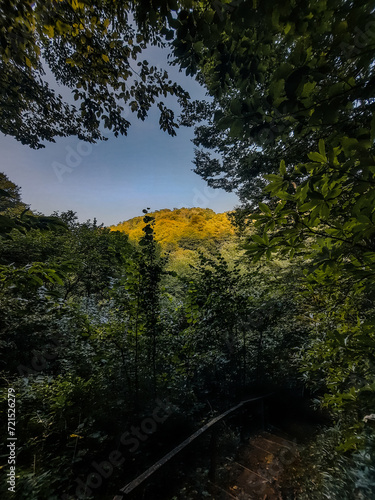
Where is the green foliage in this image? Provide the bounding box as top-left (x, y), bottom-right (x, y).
top-left (0, 175), bottom-right (320, 498)
top-left (247, 140), bottom-right (375, 281)
top-left (176, 0), bottom-right (375, 205)
top-left (283, 424), bottom-right (375, 500)
top-left (0, 182), bottom-right (352, 499)
top-left (0, 0), bottom-right (189, 147)
top-left (172, 251), bottom-right (310, 400)
top-left (2, 0), bottom-right (375, 490)
top-left (0, 172), bottom-right (27, 215)
top-left (111, 207), bottom-right (236, 278)
top-left (162, 1), bottom-right (375, 491)
top-left (239, 140), bottom-right (375, 468)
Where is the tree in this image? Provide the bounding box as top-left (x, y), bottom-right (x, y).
top-left (173, 0), bottom-right (375, 205)
top-left (246, 141), bottom-right (375, 282)
top-left (3, 0), bottom-right (375, 163)
top-left (0, 172), bottom-right (27, 213)
top-left (0, 0), bottom-right (190, 148)
top-left (0, 172), bottom-right (68, 238)
top-left (166, 0), bottom-right (375, 464)
top-left (245, 141), bottom-right (375, 441)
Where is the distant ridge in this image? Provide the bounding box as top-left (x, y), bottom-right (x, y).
top-left (110, 207), bottom-right (235, 253)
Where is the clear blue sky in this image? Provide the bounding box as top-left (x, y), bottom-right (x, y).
top-left (0, 47), bottom-right (239, 226)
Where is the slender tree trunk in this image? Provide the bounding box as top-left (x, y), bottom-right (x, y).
top-left (134, 274), bottom-right (141, 411)
top-left (256, 328), bottom-right (264, 383)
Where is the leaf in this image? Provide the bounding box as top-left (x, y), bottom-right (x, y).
top-left (102, 54), bottom-right (109, 63)
top-left (301, 81), bottom-right (317, 98)
top-left (252, 234), bottom-right (265, 244)
top-left (371, 112), bottom-right (375, 143)
top-left (229, 118), bottom-right (243, 137)
top-left (259, 202), bottom-right (272, 216)
top-left (299, 201), bottom-right (316, 212)
top-left (341, 137), bottom-right (358, 154)
top-left (193, 41), bottom-right (203, 52)
top-left (280, 159), bottom-right (286, 176)
top-left (269, 79), bottom-right (285, 99)
top-left (271, 8), bottom-right (280, 28)
top-left (263, 230), bottom-right (269, 245)
top-left (217, 116), bottom-right (233, 131)
top-left (230, 99), bottom-right (242, 116)
top-left (284, 23), bottom-right (292, 34)
top-left (43, 25), bottom-right (54, 38)
top-left (308, 152), bottom-right (327, 163)
top-left (318, 139), bottom-right (326, 158)
top-left (319, 202), bottom-right (330, 219)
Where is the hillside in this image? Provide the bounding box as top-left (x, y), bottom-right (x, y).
top-left (110, 207), bottom-right (238, 273)
top-left (111, 207), bottom-right (236, 252)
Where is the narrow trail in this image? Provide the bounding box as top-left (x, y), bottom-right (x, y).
top-left (112, 395), bottom-right (323, 500)
top-left (213, 430), bottom-right (301, 500)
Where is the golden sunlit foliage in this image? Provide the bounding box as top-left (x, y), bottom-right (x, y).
top-left (111, 208), bottom-right (237, 274)
top-left (111, 207), bottom-right (235, 251)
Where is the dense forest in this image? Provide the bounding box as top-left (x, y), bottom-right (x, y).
top-left (1, 0), bottom-right (375, 499)
top-left (1, 181), bottom-right (374, 499)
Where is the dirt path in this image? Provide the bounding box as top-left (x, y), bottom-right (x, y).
top-left (216, 431), bottom-right (300, 499)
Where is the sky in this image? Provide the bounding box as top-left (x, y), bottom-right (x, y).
top-left (0, 47), bottom-right (239, 227)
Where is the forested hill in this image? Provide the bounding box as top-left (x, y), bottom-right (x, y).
top-left (110, 208), bottom-right (236, 253)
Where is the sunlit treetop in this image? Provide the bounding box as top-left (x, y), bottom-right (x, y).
top-left (111, 207), bottom-right (235, 252)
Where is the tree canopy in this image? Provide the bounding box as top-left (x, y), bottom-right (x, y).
top-left (0, 172), bottom-right (25, 213)
top-left (174, 0), bottom-right (375, 204)
top-left (112, 207), bottom-right (234, 250)
top-left (0, 0), bottom-right (191, 148)
top-left (3, 0), bottom-right (374, 206)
